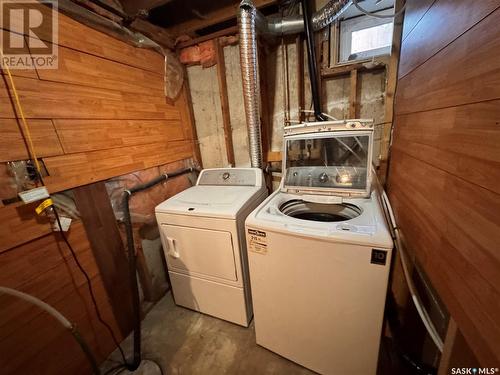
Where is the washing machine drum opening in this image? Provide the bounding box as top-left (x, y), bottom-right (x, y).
top-left (279, 200), bottom-right (362, 222)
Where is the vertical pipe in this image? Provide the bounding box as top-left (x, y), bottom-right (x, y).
top-left (239, 0), bottom-right (264, 168)
top-left (301, 0), bottom-right (327, 121)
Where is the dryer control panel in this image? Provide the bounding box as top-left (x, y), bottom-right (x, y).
top-left (197, 168), bottom-right (263, 187)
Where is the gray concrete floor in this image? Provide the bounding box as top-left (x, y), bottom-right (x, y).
top-left (102, 292), bottom-right (316, 375)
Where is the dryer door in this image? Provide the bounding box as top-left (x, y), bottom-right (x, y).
top-left (160, 224), bottom-right (237, 282)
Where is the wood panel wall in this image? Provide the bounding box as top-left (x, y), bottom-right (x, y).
top-left (0, 5), bottom-right (197, 375)
top-left (387, 0), bottom-right (500, 365)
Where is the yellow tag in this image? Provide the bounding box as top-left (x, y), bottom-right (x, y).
top-left (35, 198), bottom-right (53, 215)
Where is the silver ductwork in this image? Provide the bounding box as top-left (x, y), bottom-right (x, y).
top-left (239, 1), bottom-right (306, 169)
top-left (239, 0), bottom-right (263, 168)
top-left (239, 0), bottom-right (353, 168)
top-left (312, 0), bottom-right (353, 31)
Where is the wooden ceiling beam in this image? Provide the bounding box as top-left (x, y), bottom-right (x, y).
top-left (167, 0), bottom-right (277, 37)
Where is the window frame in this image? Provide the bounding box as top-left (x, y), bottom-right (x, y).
top-left (336, 10), bottom-right (394, 64)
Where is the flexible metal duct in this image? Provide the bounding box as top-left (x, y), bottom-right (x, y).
top-left (239, 0), bottom-right (263, 168)
top-left (239, 0), bottom-right (306, 168)
top-left (311, 0), bottom-right (353, 31)
top-left (239, 0), bottom-right (353, 167)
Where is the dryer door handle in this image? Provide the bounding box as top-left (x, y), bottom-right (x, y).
top-left (166, 237), bottom-right (180, 259)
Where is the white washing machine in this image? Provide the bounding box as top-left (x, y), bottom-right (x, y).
top-left (245, 121), bottom-right (393, 375)
top-left (155, 168), bottom-right (267, 326)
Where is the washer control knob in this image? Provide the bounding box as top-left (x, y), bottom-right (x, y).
top-left (222, 172), bottom-right (230, 180)
top-left (319, 172), bottom-right (329, 183)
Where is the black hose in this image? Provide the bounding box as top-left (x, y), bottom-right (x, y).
top-left (301, 0), bottom-right (327, 121)
top-left (121, 167), bottom-right (198, 370)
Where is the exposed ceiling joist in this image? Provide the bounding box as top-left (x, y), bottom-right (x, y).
top-left (166, 0), bottom-right (277, 37)
top-left (120, 0), bottom-right (173, 16)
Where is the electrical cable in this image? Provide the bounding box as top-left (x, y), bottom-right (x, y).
top-left (52, 207), bottom-right (130, 365)
top-left (352, 0), bottom-right (407, 19)
top-left (1, 57), bottom-right (129, 369)
top-left (0, 51), bottom-right (41, 173)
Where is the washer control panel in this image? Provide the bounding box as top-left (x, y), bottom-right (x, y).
top-left (197, 168), bottom-right (261, 186)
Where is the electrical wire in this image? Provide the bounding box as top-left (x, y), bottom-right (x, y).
top-left (0, 51), bottom-right (41, 173)
top-left (352, 0), bottom-right (407, 19)
top-left (52, 207), bottom-right (130, 365)
top-left (1, 56), bottom-right (129, 369)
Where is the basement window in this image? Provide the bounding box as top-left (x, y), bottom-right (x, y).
top-left (339, 12), bottom-right (393, 63)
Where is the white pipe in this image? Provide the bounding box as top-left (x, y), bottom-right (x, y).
top-left (379, 191), bottom-right (444, 352)
top-left (0, 286), bottom-right (72, 330)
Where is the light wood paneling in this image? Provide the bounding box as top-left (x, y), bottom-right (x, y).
top-left (396, 7), bottom-right (500, 114)
top-left (399, 0), bottom-right (499, 78)
top-left (0, 75), bottom-right (180, 120)
top-left (0, 222), bottom-right (119, 375)
top-left (53, 119), bottom-right (184, 153)
top-left (43, 140), bottom-right (192, 193)
top-left (37, 45), bottom-right (165, 96)
top-left (5, 5), bottom-right (164, 73)
top-left (0, 3), bottom-right (196, 374)
top-left (392, 100), bottom-right (500, 194)
top-left (401, 0), bottom-right (435, 40)
top-left (388, 0), bottom-right (500, 365)
top-left (0, 202), bottom-right (53, 253)
top-left (0, 119), bottom-right (63, 162)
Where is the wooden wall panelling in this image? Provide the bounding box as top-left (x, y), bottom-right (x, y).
top-left (398, 0), bottom-right (500, 78)
top-left (53, 119), bottom-right (184, 154)
top-left (388, 151), bottom-right (500, 364)
top-left (0, 75), bottom-right (180, 120)
top-left (401, 0), bottom-right (436, 41)
top-left (0, 202), bottom-right (53, 253)
top-left (0, 222), bottom-right (119, 375)
top-left (396, 7), bottom-right (500, 114)
top-left (74, 182), bottom-right (133, 336)
top-left (0, 119), bottom-right (63, 162)
top-left (392, 101), bottom-right (500, 194)
top-left (5, 5), bottom-right (164, 73)
top-left (43, 140), bottom-right (192, 193)
top-left (388, 0), bottom-right (500, 365)
top-left (37, 44), bottom-right (165, 96)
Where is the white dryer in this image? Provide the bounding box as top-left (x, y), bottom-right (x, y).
top-left (155, 168), bottom-right (267, 327)
top-left (245, 121), bottom-right (393, 375)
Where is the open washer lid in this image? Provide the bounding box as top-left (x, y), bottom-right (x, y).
top-left (281, 120), bottom-right (374, 198)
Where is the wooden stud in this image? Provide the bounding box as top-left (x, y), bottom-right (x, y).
top-left (167, 0), bottom-right (276, 37)
top-left (215, 38), bottom-right (235, 167)
top-left (73, 182), bottom-right (134, 337)
top-left (176, 26), bottom-right (239, 49)
top-left (349, 69), bottom-right (358, 118)
top-left (378, 0), bottom-right (404, 184)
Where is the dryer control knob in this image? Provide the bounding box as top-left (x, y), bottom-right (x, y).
top-left (222, 172), bottom-right (230, 180)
